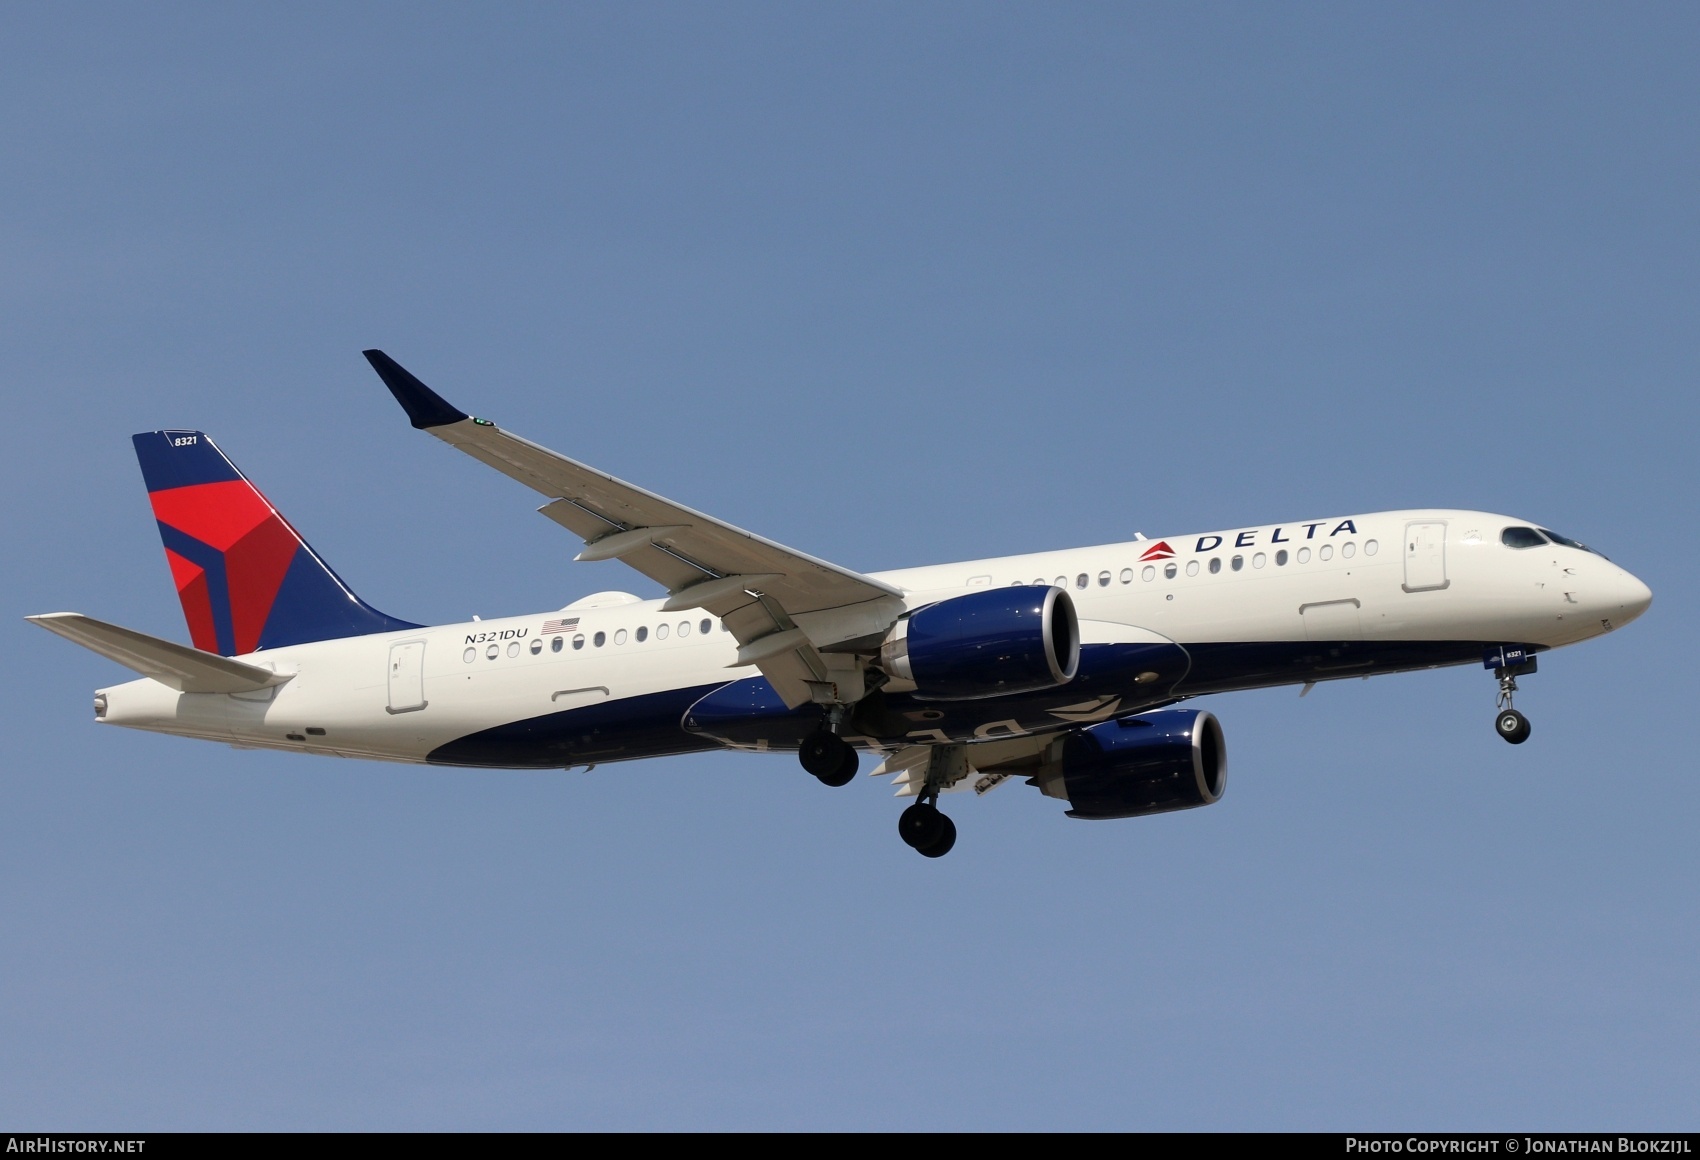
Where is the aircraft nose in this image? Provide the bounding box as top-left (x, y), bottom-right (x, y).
top-left (1606, 568), bottom-right (1653, 628)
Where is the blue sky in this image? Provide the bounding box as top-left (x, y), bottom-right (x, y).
top-left (3, 3), bottom-right (1697, 1129)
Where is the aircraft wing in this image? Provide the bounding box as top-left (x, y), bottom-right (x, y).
top-left (364, 350), bottom-right (904, 707)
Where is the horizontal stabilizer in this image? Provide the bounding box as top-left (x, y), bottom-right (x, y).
top-left (26, 613), bottom-right (293, 694)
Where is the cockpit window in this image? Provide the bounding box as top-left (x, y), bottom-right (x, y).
top-left (1538, 528), bottom-right (1598, 555)
top-left (1501, 527), bottom-right (1549, 549)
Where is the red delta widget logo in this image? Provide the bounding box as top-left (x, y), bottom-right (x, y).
top-left (1140, 521), bottom-right (1362, 563)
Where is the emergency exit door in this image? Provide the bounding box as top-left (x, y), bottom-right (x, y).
top-left (387, 640), bottom-right (428, 714)
top-left (1403, 522), bottom-right (1449, 592)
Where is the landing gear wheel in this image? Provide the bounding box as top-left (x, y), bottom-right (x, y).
top-left (1495, 708), bottom-right (1531, 745)
top-left (816, 742), bottom-right (859, 788)
top-left (915, 814), bottom-right (957, 858)
top-left (898, 801), bottom-right (946, 849)
top-left (800, 729), bottom-right (855, 783)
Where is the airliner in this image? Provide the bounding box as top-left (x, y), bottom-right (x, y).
top-left (29, 351), bottom-right (1654, 857)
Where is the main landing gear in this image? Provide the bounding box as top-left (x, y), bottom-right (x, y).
top-left (895, 743), bottom-right (967, 858)
top-left (898, 797), bottom-right (957, 858)
top-left (1489, 651), bottom-right (1536, 745)
top-left (799, 728), bottom-right (859, 786)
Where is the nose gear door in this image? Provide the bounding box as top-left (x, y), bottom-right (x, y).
top-left (1402, 521), bottom-right (1449, 592)
top-left (386, 640), bottom-right (428, 714)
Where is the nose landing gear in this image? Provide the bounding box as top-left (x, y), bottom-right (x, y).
top-left (1485, 646), bottom-right (1537, 745)
top-left (1495, 705), bottom-right (1531, 744)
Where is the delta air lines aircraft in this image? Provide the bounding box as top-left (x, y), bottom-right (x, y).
top-left (30, 352), bottom-right (1654, 857)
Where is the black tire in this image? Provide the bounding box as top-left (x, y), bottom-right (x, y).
top-left (898, 801), bottom-right (945, 849)
top-left (799, 729), bottom-right (848, 777)
top-left (916, 814), bottom-right (957, 858)
top-left (1495, 709), bottom-right (1531, 745)
top-left (816, 742), bottom-right (859, 788)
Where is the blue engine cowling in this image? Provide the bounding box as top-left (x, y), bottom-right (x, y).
top-left (1051, 709), bottom-right (1226, 820)
top-left (880, 585), bottom-right (1079, 701)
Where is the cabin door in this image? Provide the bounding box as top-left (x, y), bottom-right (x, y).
top-left (1403, 521), bottom-right (1450, 592)
top-left (387, 640), bottom-right (428, 714)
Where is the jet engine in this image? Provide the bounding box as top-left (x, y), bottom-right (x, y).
top-left (880, 585), bottom-right (1079, 701)
top-left (1046, 709), bottom-right (1226, 820)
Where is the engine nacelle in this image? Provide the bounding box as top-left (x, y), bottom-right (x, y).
top-left (1047, 709), bottom-right (1226, 820)
top-left (880, 585), bottom-right (1078, 701)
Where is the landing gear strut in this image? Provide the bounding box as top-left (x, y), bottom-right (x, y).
top-left (1491, 657), bottom-right (1534, 745)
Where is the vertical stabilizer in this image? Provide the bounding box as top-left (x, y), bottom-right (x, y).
top-left (132, 430), bottom-right (418, 655)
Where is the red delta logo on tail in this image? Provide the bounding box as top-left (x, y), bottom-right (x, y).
top-left (132, 431), bottom-right (417, 656)
top-left (149, 479), bottom-right (302, 655)
top-left (1138, 541), bottom-right (1175, 562)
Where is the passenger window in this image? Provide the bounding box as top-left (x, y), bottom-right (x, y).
top-left (1209, 557), bottom-right (1221, 574)
top-left (1275, 549), bottom-right (1288, 566)
top-left (1034, 578), bottom-right (1045, 587)
top-left (1231, 555), bottom-right (1243, 571)
top-left (614, 629), bottom-right (628, 645)
top-left (1297, 547), bottom-right (1311, 563)
top-left (1054, 576), bottom-right (1067, 589)
top-left (1141, 565), bottom-right (1155, 582)
top-left (678, 621), bottom-right (691, 638)
top-left (1098, 571), bottom-right (1111, 587)
top-left (1185, 560), bottom-right (1199, 577)
top-left (1364, 539), bottom-right (1378, 556)
top-left (1075, 573), bottom-right (1088, 589)
top-left (1342, 542), bottom-right (1356, 559)
top-left (1010, 580), bottom-right (1024, 586)
top-left (636, 626), bottom-right (648, 643)
top-left (1501, 527), bottom-right (1548, 549)
top-left (1320, 545), bottom-right (1334, 561)
top-left (462, 647), bottom-right (475, 664)
top-left (700, 619), bottom-right (712, 635)
top-left (554, 636), bottom-right (567, 652)
top-left (656, 623), bottom-right (669, 640)
top-left (485, 644), bottom-right (499, 660)
top-left (1252, 552), bottom-right (1266, 568)
top-left (594, 631), bottom-right (606, 647)
top-left (530, 638), bottom-right (543, 655)
top-left (507, 641), bottom-right (520, 657)
top-left (1163, 562), bottom-right (1177, 579)
top-left (1120, 568), bottom-right (1133, 584)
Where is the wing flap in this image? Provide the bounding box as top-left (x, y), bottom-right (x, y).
top-left (27, 613), bottom-right (293, 694)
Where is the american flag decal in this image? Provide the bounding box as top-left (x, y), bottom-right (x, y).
top-left (542, 618), bottom-right (580, 635)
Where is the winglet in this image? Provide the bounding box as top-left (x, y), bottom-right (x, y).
top-left (363, 349), bottom-right (469, 429)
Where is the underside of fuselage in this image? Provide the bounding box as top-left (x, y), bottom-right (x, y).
top-left (424, 636), bottom-right (1507, 768)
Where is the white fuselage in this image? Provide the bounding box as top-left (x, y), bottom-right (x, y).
top-left (95, 510), bottom-right (1653, 765)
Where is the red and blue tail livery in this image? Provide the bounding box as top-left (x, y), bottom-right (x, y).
top-left (131, 430), bottom-right (417, 656)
